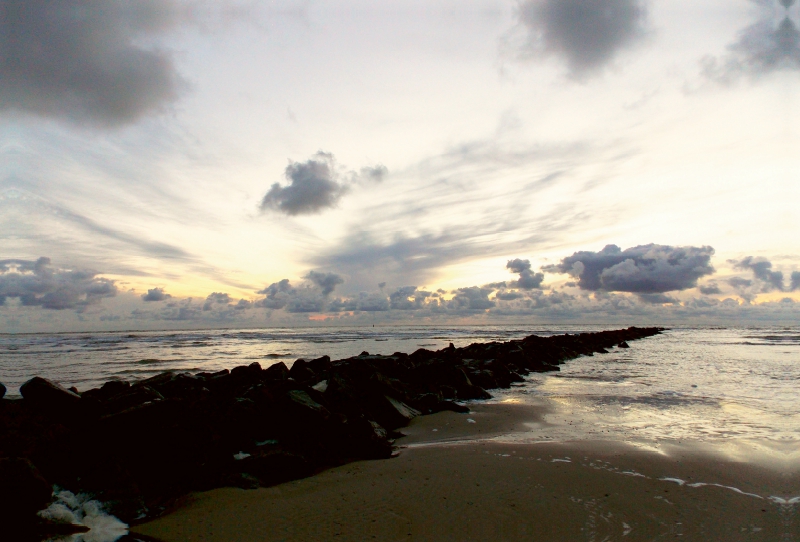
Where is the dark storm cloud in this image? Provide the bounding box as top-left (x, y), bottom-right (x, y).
top-left (545, 244), bottom-right (715, 294)
top-left (703, 1), bottom-right (800, 80)
top-left (506, 258), bottom-right (545, 290)
top-left (141, 287), bottom-right (171, 302)
top-left (732, 256), bottom-right (786, 291)
top-left (517, 0), bottom-right (648, 76)
top-left (260, 153), bottom-right (389, 216)
top-left (0, 257), bottom-right (116, 311)
top-left (304, 270), bottom-right (344, 296)
top-left (0, 0), bottom-right (188, 126)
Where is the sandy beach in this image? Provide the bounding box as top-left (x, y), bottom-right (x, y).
top-left (132, 402), bottom-right (798, 541)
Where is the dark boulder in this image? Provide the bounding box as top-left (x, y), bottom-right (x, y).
top-left (237, 449), bottom-right (313, 486)
top-left (263, 362), bottom-right (289, 381)
top-left (307, 355), bottom-right (332, 374)
top-left (339, 417), bottom-right (393, 459)
top-left (289, 359), bottom-right (316, 382)
top-left (158, 373), bottom-right (210, 400)
top-left (365, 394), bottom-right (420, 430)
top-left (103, 385), bottom-right (164, 415)
top-left (618, 341), bottom-right (630, 348)
top-left (456, 384), bottom-right (492, 401)
top-left (278, 389), bottom-right (332, 432)
top-left (434, 400), bottom-right (470, 414)
top-left (0, 382), bottom-right (5, 399)
top-left (0, 458), bottom-right (53, 526)
top-left (19, 377), bottom-right (81, 418)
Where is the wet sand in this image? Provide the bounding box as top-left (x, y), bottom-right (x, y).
top-left (132, 403), bottom-right (798, 541)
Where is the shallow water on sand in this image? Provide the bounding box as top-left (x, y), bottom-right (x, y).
top-left (488, 327), bottom-right (800, 462)
top-left (2, 325), bottom-right (799, 456)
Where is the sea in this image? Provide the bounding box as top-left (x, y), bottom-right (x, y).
top-left (2, 324), bottom-right (798, 451)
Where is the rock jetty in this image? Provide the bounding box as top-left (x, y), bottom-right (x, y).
top-left (0, 327), bottom-right (663, 533)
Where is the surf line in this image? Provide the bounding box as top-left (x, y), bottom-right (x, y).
top-left (659, 477), bottom-right (799, 502)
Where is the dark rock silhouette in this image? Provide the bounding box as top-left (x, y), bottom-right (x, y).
top-left (0, 326), bottom-right (663, 530)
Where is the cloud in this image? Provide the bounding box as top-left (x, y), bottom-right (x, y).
top-left (791, 271), bottom-right (800, 291)
top-left (255, 279), bottom-right (293, 310)
top-left (447, 287), bottom-right (495, 311)
top-left (304, 270), bottom-right (344, 296)
top-left (260, 152), bottom-right (348, 216)
top-left (732, 256), bottom-right (786, 291)
top-left (729, 256), bottom-right (800, 294)
top-left (506, 258), bottom-right (545, 289)
top-left (698, 282), bottom-right (722, 295)
top-left (637, 293), bottom-right (678, 304)
top-left (260, 153), bottom-right (388, 216)
top-left (703, 1), bottom-right (800, 81)
top-left (728, 277), bottom-right (753, 289)
top-left (354, 292), bottom-right (390, 312)
top-left (254, 271), bottom-right (344, 313)
top-left (141, 287), bottom-right (171, 302)
top-left (0, 257), bottom-right (116, 311)
top-left (389, 286), bottom-right (432, 310)
top-left (0, 0), bottom-right (187, 127)
top-left (203, 292), bottom-right (232, 311)
top-left (517, 0), bottom-right (648, 76)
top-left (355, 165), bottom-right (389, 184)
top-left (545, 244), bottom-right (715, 293)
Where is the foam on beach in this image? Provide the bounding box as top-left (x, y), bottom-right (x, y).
top-left (38, 487), bottom-right (129, 542)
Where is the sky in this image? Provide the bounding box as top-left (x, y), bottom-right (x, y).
top-left (2, 0), bottom-right (800, 332)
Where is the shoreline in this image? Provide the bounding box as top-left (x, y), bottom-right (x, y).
top-left (132, 401), bottom-right (799, 541)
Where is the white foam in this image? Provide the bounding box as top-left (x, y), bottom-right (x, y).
top-left (233, 451), bottom-right (251, 460)
top-left (769, 496), bottom-right (800, 504)
top-left (659, 477), bottom-right (763, 499)
top-left (620, 471), bottom-right (646, 478)
top-left (38, 487), bottom-right (128, 542)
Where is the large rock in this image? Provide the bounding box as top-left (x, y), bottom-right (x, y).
top-left (102, 385), bottom-right (164, 415)
top-left (0, 458), bottom-right (53, 525)
top-left (288, 359), bottom-right (316, 382)
top-left (263, 362), bottom-right (289, 380)
top-left (0, 381), bottom-right (6, 399)
top-left (238, 449), bottom-right (313, 486)
top-left (19, 377), bottom-right (81, 417)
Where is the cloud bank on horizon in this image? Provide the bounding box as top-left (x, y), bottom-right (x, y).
top-left (1, 0), bottom-right (799, 331)
top-left (3, 243), bottom-right (800, 331)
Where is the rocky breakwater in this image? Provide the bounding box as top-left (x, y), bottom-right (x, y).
top-left (0, 326), bottom-right (662, 535)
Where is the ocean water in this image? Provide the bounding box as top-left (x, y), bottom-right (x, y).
top-left (2, 325), bottom-right (799, 451)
